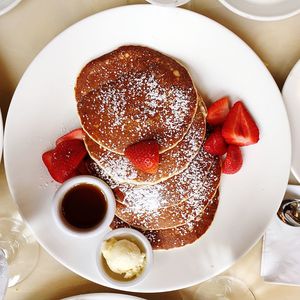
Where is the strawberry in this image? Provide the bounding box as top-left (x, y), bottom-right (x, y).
top-left (222, 145), bottom-right (243, 174)
top-left (42, 150), bottom-right (54, 172)
top-left (207, 97), bottom-right (230, 126)
top-left (125, 140), bottom-right (159, 174)
top-left (204, 127), bottom-right (227, 156)
top-left (42, 139), bottom-right (87, 183)
top-left (113, 187), bottom-right (125, 201)
top-left (222, 101), bottom-right (259, 146)
top-left (76, 158), bottom-right (90, 175)
top-left (56, 128), bottom-right (85, 145)
top-left (42, 149), bottom-right (79, 183)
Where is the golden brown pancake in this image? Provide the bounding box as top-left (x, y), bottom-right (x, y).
top-left (86, 149), bottom-right (221, 230)
top-left (111, 194), bottom-right (219, 250)
top-left (84, 104), bottom-right (206, 185)
top-left (116, 149), bottom-right (219, 206)
top-left (115, 154), bottom-right (221, 230)
top-left (78, 45), bottom-right (221, 250)
top-left (86, 151), bottom-right (220, 248)
top-left (76, 46), bottom-right (198, 154)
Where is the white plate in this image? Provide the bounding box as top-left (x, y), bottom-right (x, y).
top-left (62, 293), bottom-right (145, 300)
top-left (218, 0), bottom-right (300, 21)
top-left (146, 0), bottom-right (190, 7)
top-left (0, 0), bottom-right (22, 16)
top-left (282, 59), bottom-right (300, 183)
top-left (4, 5), bottom-right (291, 292)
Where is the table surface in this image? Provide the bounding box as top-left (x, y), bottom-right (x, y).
top-left (0, 0), bottom-right (299, 299)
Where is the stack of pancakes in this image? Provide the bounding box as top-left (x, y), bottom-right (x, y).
top-left (75, 46), bottom-right (221, 250)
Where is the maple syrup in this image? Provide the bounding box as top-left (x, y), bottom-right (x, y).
top-left (61, 183), bottom-right (107, 231)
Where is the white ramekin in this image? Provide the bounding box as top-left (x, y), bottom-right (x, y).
top-left (97, 228), bottom-right (153, 288)
top-left (52, 175), bottom-right (116, 237)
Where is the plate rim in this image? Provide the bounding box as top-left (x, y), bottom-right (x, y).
top-left (62, 292), bottom-right (146, 300)
top-left (282, 59), bottom-right (300, 183)
top-left (3, 4), bottom-right (292, 292)
top-left (145, 0), bottom-right (190, 6)
top-left (218, 0), bottom-right (300, 21)
top-left (0, 0), bottom-right (22, 17)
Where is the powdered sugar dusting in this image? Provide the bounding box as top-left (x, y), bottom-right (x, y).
top-left (76, 46), bottom-right (198, 154)
top-left (88, 148), bottom-right (221, 230)
top-left (85, 106), bottom-right (206, 185)
top-left (119, 148), bottom-right (217, 208)
top-left (86, 161), bottom-right (118, 188)
top-left (111, 195), bottom-right (219, 250)
top-left (77, 46), bottom-right (221, 249)
top-left (115, 150), bottom-right (220, 230)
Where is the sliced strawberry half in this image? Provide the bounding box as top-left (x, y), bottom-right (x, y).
top-left (42, 150), bottom-right (54, 173)
top-left (42, 149), bottom-right (79, 183)
top-left (56, 128), bottom-right (85, 145)
top-left (204, 127), bottom-right (227, 156)
top-left (207, 97), bottom-right (230, 126)
top-left (222, 101), bottom-right (259, 146)
top-left (42, 139), bottom-right (87, 183)
top-left (222, 145), bottom-right (243, 174)
top-left (125, 140), bottom-right (159, 174)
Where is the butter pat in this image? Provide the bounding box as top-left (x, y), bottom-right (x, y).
top-left (101, 238), bottom-right (146, 279)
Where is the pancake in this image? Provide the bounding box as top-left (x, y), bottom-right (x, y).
top-left (115, 154), bottom-right (221, 230)
top-left (86, 145), bottom-right (219, 209)
top-left (84, 103), bottom-right (206, 185)
top-left (111, 194), bottom-right (219, 250)
top-left (116, 148), bottom-right (219, 208)
top-left (86, 149), bottom-right (221, 230)
top-left (76, 45), bottom-right (198, 154)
